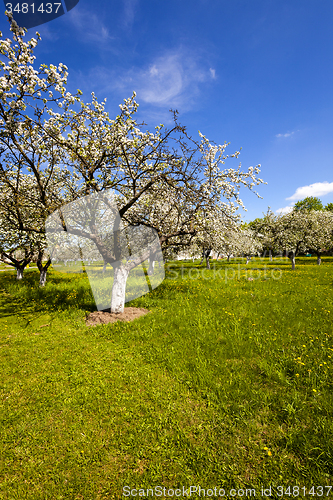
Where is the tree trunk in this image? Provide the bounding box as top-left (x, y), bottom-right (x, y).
top-left (2, 250), bottom-right (32, 279)
top-left (216, 252), bottom-right (220, 261)
top-left (110, 265), bottom-right (129, 313)
top-left (148, 259), bottom-right (155, 275)
top-left (288, 252), bottom-right (296, 270)
top-left (227, 254), bottom-right (230, 262)
top-left (103, 261), bottom-right (107, 274)
top-left (39, 270), bottom-right (47, 286)
top-left (199, 249), bottom-right (205, 265)
top-left (317, 253), bottom-right (321, 265)
top-left (16, 268), bottom-right (24, 280)
top-left (269, 249), bottom-right (272, 262)
top-left (246, 256), bottom-right (251, 265)
top-left (37, 253), bottom-right (52, 288)
top-left (205, 249), bottom-right (211, 269)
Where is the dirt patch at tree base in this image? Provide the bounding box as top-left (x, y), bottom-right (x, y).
top-left (85, 307), bottom-right (150, 326)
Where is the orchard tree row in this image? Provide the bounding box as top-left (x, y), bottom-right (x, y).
top-left (180, 195), bottom-right (333, 269)
top-left (245, 207), bottom-right (333, 269)
top-left (0, 13), bottom-right (264, 312)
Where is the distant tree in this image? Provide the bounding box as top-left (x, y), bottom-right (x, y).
top-left (324, 202), bottom-right (333, 213)
top-left (247, 217), bottom-right (264, 231)
top-left (304, 211), bottom-right (333, 264)
top-left (271, 210), bottom-right (333, 269)
top-left (248, 210), bottom-right (279, 261)
top-left (293, 196), bottom-right (324, 212)
top-left (236, 228), bottom-right (263, 264)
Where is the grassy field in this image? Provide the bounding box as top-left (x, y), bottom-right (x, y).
top-left (0, 256), bottom-right (333, 499)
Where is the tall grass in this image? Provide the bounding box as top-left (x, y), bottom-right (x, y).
top-left (0, 256), bottom-right (333, 498)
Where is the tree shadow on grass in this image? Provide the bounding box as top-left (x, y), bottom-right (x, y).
top-left (0, 270), bottom-right (96, 322)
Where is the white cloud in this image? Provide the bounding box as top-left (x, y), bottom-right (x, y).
top-left (286, 182), bottom-right (333, 201)
top-left (122, 0), bottom-right (138, 29)
top-left (138, 54), bottom-right (186, 105)
top-left (64, 7), bottom-right (113, 44)
top-left (276, 132), bottom-right (294, 138)
top-left (209, 68), bottom-right (216, 79)
top-left (80, 48), bottom-right (215, 112)
top-left (149, 65), bottom-right (159, 77)
top-left (275, 204), bottom-right (294, 214)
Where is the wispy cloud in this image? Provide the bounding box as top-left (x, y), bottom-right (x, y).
top-left (34, 24), bottom-right (60, 42)
top-left (276, 131), bottom-right (294, 138)
top-left (286, 181), bottom-right (333, 201)
top-left (122, 0), bottom-right (138, 29)
top-left (275, 204), bottom-right (294, 214)
top-left (138, 53), bottom-right (197, 106)
top-left (77, 48), bottom-right (216, 113)
top-left (131, 51), bottom-right (212, 108)
top-left (209, 68), bottom-right (216, 79)
top-left (64, 7), bottom-right (114, 44)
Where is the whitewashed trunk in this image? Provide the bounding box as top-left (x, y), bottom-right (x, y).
top-left (39, 270), bottom-right (47, 287)
top-left (110, 265), bottom-right (129, 314)
top-left (16, 268), bottom-right (23, 280)
top-left (103, 262), bottom-right (107, 274)
top-left (289, 254), bottom-right (296, 270)
top-left (148, 260), bottom-right (155, 275)
top-left (317, 256), bottom-right (321, 265)
top-left (269, 249), bottom-right (272, 262)
top-left (246, 256), bottom-right (251, 264)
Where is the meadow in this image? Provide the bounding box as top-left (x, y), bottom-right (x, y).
top-left (0, 256), bottom-right (333, 499)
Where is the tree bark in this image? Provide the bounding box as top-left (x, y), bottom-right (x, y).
top-left (110, 265), bottom-right (129, 313)
top-left (37, 252), bottom-right (52, 287)
top-left (148, 259), bottom-right (155, 275)
top-left (2, 250), bottom-right (32, 279)
top-left (39, 270), bottom-right (47, 286)
top-left (199, 249), bottom-right (205, 265)
top-left (205, 248), bottom-right (211, 269)
top-left (317, 253), bottom-right (321, 265)
top-left (16, 268), bottom-right (24, 279)
top-left (269, 249), bottom-right (272, 262)
top-left (288, 252), bottom-right (296, 270)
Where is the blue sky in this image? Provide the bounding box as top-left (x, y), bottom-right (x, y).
top-left (2, 0), bottom-right (332, 222)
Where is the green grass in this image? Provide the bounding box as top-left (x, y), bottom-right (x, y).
top-left (0, 256), bottom-right (333, 498)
